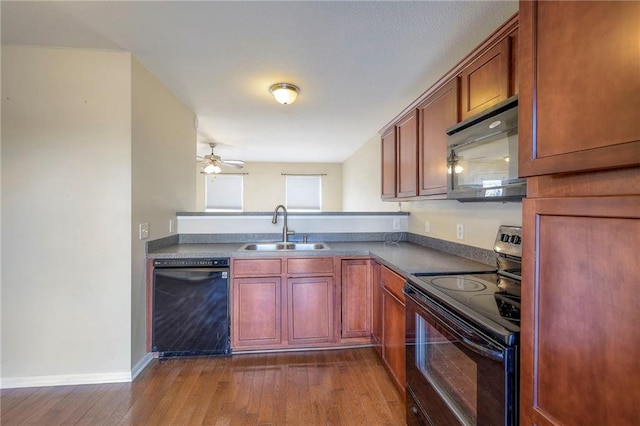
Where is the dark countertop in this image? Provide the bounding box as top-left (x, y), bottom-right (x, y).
top-left (148, 241), bottom-right (496, 277)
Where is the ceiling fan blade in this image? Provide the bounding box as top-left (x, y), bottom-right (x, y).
top-left (222, 159), bottom-right (245, 166)
top-left (222, 160), bottom-right (245, 169)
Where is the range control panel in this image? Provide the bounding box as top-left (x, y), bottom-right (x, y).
top-left (153, 258), bottom-right (230, 268)
top-left (494, 225), bottom-right (523, 258)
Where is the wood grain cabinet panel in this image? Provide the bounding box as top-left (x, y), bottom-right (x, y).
top-left (288, 276), bottom-right (335, 345)
top-left (232, 277), bottom-right (282, 348)
top-left (341, 259), bottom-right (372, 339)
top-left (287, 257), bottom-right (333, 275)
top-left (396, 109), bottom-right (419, 198)
top-left (418, 78), bottom-right (457, 197)
top-left (371, 261), bottom-right (383, 349)
top-left (379, 265), bottom-right (406, 395)
top-left (460, 37), bottom-right (511, 121)
top-left (380, 264), bottom-right (405, 302)
top-left (521, 196), bottom-right (640, 425)
top-left (233, 258), bottom-right (282, 276)
top-left (381, 127), bottom-right (397, 199)
top-left (382, 286), bottom-right (406, 396)
top-left (519, 1), bottom-right (640, 176)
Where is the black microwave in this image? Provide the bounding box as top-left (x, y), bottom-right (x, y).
top-left (446, 96), bottom-right (526, 202)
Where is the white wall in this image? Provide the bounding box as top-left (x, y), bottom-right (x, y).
top-left (342, 136), bottom-right (522, 250)
top-left (130, 58), bottom-right (196, 369)
top-left (1, 46), bottom-right (132, 385)
top-left (196, 162), bottom-right (343, 211)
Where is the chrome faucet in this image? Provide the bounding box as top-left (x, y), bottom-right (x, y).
top-left (272, 204), bottom-right (295, 242)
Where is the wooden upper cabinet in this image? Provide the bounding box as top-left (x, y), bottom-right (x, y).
top-left (396, 109), bottom-right (419, 198)
top-left (381, 127), bottom-right (397, 199)
top-left (460, 36), bottom-right (511, 121)
top-left (418, 79), bottom-right (457, 196)
top-left (519, 1), bottom-right (640, 177)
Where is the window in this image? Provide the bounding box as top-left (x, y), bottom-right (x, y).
top-left (285, 175), bottom-right (322, 212)
top-left (205, 174), bottom-right (243, 211)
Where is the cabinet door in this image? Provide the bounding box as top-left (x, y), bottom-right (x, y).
top-left (381, 127), bottom-right (397, 199)
top-left (521, 196), bottom-right (640, 425)
top-left (418, 79), bottom-right (457, 196)
top-left (396, 109), bottom-right (419, 198)
top-left (460, 36), bottom-right (511, 121)
top-left (382, 287), bottom-right (406, 395)
top-left (232, 277), bottom-right (282, 348)
top-left (519, 1), bottom-right (640, 176)
top-left (288, 277), bottom-right (335, 345)
top-left (371, 261), bottom-right (382, 348)
top-left (341, 259), bottom-right (371, 339)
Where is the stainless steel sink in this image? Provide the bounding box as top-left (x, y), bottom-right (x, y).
top-left (238, 242), bottom-right (330, 251)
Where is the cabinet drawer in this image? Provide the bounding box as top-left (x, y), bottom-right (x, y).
top-left (380, 265), bottom-right (405, 302)
top-left (287, 257), bottom-right (334, 275)
top-left (233, 258), bottom-right (282, 276)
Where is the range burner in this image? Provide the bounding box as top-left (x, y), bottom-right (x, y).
top-left (430, 276), bottom-right (487, 292)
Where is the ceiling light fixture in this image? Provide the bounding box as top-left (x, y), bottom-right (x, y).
top-left (202, 162), bottom-right (222, 174)
top-left (270, 83), bottom-right (300, 105)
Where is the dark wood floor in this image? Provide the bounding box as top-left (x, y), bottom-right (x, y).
top-left (1, 347), bottom-right (405, 425)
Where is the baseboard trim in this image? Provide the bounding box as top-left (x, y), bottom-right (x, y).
top-left (131, 352), bottom-right (153, 380)
top-left (0, 371), bottom-right (132, 389)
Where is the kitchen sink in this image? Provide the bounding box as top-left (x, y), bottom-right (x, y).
top-left (238, 242), bottom-right (330, 251)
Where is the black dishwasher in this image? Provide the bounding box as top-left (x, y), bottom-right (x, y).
top-left (152, 258), bottom-right (231, 358)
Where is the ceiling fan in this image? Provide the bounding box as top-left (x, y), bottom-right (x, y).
top-left (198, 143), bottom-right (245, 174)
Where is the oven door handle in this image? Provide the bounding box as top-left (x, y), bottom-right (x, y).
top-left (458, 335), bottom-right (504, 362)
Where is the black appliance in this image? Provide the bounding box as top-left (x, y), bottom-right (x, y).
top-left (446, 96), bottom-right (526, 202)
top-left (405, 226), bottom-right (522, 425)
top-left (152, 258), bottom-right (231, 358)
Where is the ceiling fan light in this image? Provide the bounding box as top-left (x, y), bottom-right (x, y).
top-left (270, 83), bottom-right (299, 105)
top-left (203, 163), bottom-right (221, 174)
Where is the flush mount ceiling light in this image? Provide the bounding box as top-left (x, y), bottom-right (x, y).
top-left (269, 83), bottom-right (300, 105)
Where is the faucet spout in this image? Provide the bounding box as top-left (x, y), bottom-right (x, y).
top-left (272, 204), bottom-right (294, 242)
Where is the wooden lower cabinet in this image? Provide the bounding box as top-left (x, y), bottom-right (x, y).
top-left (380, 265), bottom-right (406, 395)
top-left (371, 261), bottom-right (383, 349)
top-left (288, 276), bottom-right (335, 345)
top-left (341, 259), bottom-right (372, 339)
top-left (232, 276), bottom-right (282, 348)
top-left (521, 196), bottom-right (640, 425)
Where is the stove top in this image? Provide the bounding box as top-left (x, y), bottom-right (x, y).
top-left (409, 272), bottom-right (521, 336)
top-left (406, 225), bottom-right (523, 342)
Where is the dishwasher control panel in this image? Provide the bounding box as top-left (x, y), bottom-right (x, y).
top-left (153, 258), bottom-right (230, 268)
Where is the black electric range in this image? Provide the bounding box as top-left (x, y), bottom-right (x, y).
top-left (407, 225), bottom-right (522, 346)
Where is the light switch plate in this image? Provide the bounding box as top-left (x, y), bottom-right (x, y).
top-left (456, 223), bottom-right (464, 240)
top-left (139, 223), bottom-right (149, 240)
top-left (424, 221), bottom-right (430, 233)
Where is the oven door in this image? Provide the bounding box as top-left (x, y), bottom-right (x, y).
top-left (404, 285), bottom-right (517, 426)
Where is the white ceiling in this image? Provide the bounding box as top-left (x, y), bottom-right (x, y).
top-left (1, 1), bottom-right (518, 163)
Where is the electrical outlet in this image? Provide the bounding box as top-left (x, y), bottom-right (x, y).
top-left (169, 219), bottom-right (175, 233)
top-left (139, 223), bottom-right (149, 240)
top-left (392, 218), bottom-right (401, 230)
top-left (424, 221), bottom-right (430, 233)
top-left (456, 223), bottom-right (464, 240)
